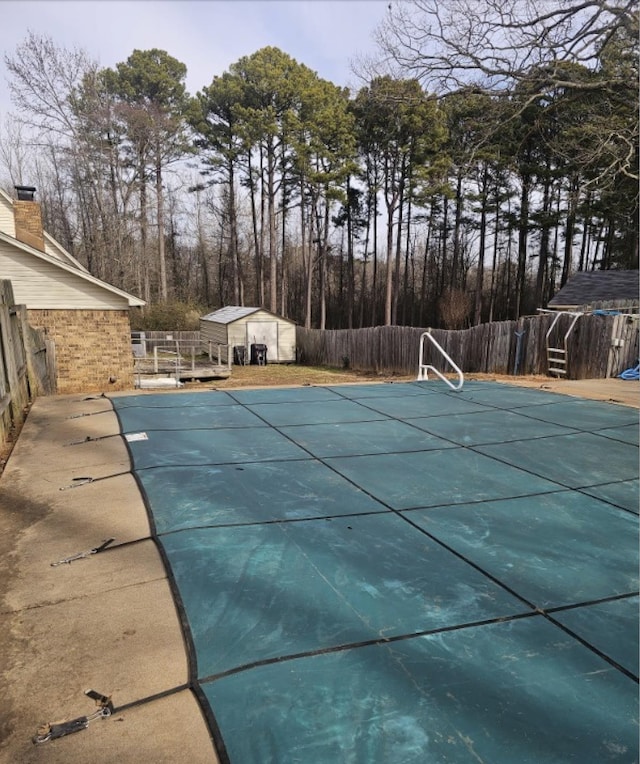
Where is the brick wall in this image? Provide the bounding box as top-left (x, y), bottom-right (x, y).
top-left (14, 200), bottom-right (45, 251)
top-left (27, 309), bottom-right (135, 394)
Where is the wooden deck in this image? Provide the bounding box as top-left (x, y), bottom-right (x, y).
top-left (134, 357), bottom-right (232, 383)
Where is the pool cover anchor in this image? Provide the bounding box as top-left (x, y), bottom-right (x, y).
top-left (59, 470), bottom-right (132, 491)
top-left (64, 433), bottom-right (120, 447)
top-left (50, 538), bottom-right (115, 567)
top-left (66, 409), bottom-right (112, 420)
top-left (59, 476), bottom-right (95, 490)
top-left (32, 689), bottom-right (113, 745)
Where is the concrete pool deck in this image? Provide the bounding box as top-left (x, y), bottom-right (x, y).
top-left (0, 393), bottom-right (217, 764)
top-left (0, 377), bottom-right (637, 763)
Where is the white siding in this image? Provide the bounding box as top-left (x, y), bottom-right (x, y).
top-left (0, 243), bottom-right (129, 309)
top-left (227, 323), bottom-right (248, 349)
top-left (241, 310), bottom-right (296, 361)
top-left (0, 196), bottom-right (15, 238)
top-left (199, 318), bottom-right (230, 361)
top-left (43, 232), bottom-right (89, 271)
top-left (199, 318), bottom-right (228, 345)
top-left (277, 322), bottom-right (297, 362)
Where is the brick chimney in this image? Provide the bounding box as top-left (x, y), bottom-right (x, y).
top-left (14, 186), bottom-right (45, 251)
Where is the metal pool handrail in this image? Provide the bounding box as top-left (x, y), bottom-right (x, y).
top-left (417, 330), bottom-right (464, 391)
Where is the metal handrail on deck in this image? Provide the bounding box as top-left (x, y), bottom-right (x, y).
top-left (417, 330), bottom-right (464, 391)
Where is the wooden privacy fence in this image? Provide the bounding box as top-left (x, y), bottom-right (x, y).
top-left (296, 313), bottom-right (639, 380)
top-left (0, 280), bottom-right (56, 446)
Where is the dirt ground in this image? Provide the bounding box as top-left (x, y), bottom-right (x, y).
top-left (177, 364), bottom-right (567, 393)
top-left (192, 363), bottom-right (416, 388)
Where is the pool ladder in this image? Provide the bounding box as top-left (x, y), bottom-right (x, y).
top-left (540, 310), bottom-right (583, 377)
top-left (417, 330), bottom-right (464, 391)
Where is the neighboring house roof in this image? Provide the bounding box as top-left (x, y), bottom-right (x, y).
top-left (548, 270), bottom-right (639, 309)
top-left (202, 306), bottom-right (294, 324)
top-left (0, 187), bottom-right (144, 308)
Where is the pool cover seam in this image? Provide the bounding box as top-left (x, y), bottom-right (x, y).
top-left (463, 441), bottom-right (635, 494)
top-left (439, 384), bottom-right (636, 412)
top-left (128, 441), bottom-right (586, 496)
top-left (119, 405), bottom-right (635, 497)
top-left (120, 422), bottom-right (634, 500)
top-left (158, 496), bottom-right (640, 688)
top-left (197, 610), bottom-right (540, 684)
top-left (498, 405), bottom-right (639, 432)
top-left (149, 486), bottom-right (583, 536)
top-left (197, 590), bottom-right (639, 685)
top-left (574, 486), bottom-right (639, 516)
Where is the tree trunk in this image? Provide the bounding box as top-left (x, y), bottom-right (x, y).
top-left (247, 150), bottom-right (262, 306)
top-left (228, 158), bottom-right (240, 304)
top-left (488, 181), bottom-right (501, 323)
top-left (139, 159), bottom-right (150, 303)
top-left (420, 203), bottom-right (434, 326)
top-left (534, 173), bottom-right (552, 308)
top-left (267, 142), bottom-right (278, 312)
top-left (319, 192), bottom-right (330, 330)
top-left (346, 177), bottom-right (354, 329)
top-left (452, 170), bottom-right (463, 288)
top-left (516, 172), bottom-right (530, 318)
top-left (474, 164), bottom-right (489, 326)
top-left (155, 155), bottom-right (168, 300)
top-left (561, 175), bottom-right (579, 287)
top-left (370, 179), bottom-right (379, 327)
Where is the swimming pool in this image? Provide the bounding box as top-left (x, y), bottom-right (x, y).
top-left (112, 381), bottom-right (639, 763)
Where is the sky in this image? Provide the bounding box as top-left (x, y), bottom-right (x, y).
top-left (0, 0), bottom-right (390, 119)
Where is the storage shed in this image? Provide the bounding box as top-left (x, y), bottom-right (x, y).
top-left (200, 307), bottom-right (296, 363)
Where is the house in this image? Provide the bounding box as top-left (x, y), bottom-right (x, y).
top-left (548, 270), bottom-right (639, 311)
top-left (200, 306), bottom-right (296, 363)
top-left (0, 186), bottom-right (145, 393)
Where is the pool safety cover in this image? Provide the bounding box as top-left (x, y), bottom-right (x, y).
top-left (112, 382), bottom-right (639, 763)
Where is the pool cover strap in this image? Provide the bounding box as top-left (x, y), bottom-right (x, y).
top-left (33, 690), bottom-right (113, 744)
top-left (50, 538), bottom-right (115, 567)
top-left (59, 470), bottom-right (132, 491)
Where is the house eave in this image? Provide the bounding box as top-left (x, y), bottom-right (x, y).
top-left (0, 230), bottom-right (146, 307)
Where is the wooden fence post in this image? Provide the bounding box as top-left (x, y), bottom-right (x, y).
top-left (16, 304), bottom-right (43, 397)
top-left (0, 282), bottom-right (26, 427)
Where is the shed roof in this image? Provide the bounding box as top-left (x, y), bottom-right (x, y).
top-left (548, 270), bottom-right (639, 308)
top-left (201, 306), bottom-right (295, 324)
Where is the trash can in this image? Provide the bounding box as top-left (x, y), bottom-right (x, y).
top-left (233, 345), bottom-right (246, 365)
top-left (250, 343), bottom-right (267, 366)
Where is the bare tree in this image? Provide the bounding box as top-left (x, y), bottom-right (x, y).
top-left (5, 31), bottom-right (97, 137)
top-left (0, 115), bottom-right (30, 186)
top-left (376, 0), bottom-right (637, 95)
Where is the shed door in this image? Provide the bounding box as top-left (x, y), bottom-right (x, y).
top-left (246, 321), bottom-right (279, 361)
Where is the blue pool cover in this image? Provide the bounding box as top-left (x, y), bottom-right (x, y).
top-left (111, 381), bottom-right (639, 763)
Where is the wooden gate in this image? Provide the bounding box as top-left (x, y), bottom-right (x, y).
top-left (0, 280), bottom-right (56, 446)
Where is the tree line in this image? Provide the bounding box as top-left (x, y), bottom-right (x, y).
top-left (2, 1), bottom-right (637, 330)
